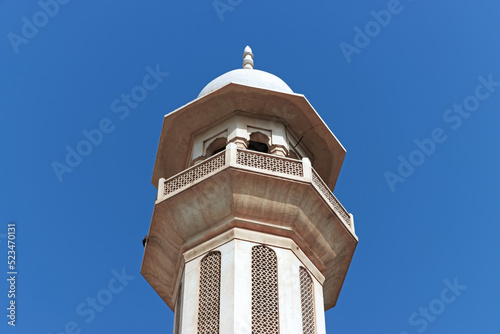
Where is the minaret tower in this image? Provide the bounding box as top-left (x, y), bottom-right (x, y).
top-left (141, 46), bottom-right (358, 334)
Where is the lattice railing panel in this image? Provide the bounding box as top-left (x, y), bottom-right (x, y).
top-left (311, 171), bottom-right (351, 227)
top-left (300, 267), bottom-right (316, 334)
top-left (237, 150), bottom-right (303, 176)
top-left (164, 151), bottom-right (226, 196)
top-left (198, 251), bottom-right (221, 334)
top-left (251, 245), bottom-right (279, 334)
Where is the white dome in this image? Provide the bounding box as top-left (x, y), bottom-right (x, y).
top-left (198, 68), bottom-right (293, 98)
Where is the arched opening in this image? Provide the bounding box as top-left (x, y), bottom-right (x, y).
top-left (206, 137), bottom-right (227, 157)
top-left (248, 132), bottom-right (269, 153)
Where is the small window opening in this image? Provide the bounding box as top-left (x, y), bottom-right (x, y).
top-left (248, 141), bottom-right (268, 153)
top-left (206, 137), bottom-right (227, 157)
top-left (212, 146), bottom-right (225, 155)
top-left (248, 132), bottom-right (270, 153)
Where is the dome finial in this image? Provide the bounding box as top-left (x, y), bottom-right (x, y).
top-left (242, 45), bottom-right (254, 69)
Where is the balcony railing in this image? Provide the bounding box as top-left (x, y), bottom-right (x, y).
top-left (311, 170), bottom-right (351, 229)
top-left (236, 149), bottom-right (303, 176)
top-left (157, 143), bottom-right (353, 231)
top-left (163, 150), bottom-right (226, 196)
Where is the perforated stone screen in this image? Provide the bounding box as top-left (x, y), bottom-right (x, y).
top-left (251, 245), bottom-right (279, 334)
top-left (164, 151), bottom-right (226, 196)
top-left (300, 267), bottom-right (316, 334)
top-left (197, 251), bottom-right (221, 334)
top-left (237, 150), bottom-right (303, 176)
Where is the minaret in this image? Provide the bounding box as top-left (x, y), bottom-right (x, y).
top-left (141, 46), bottom-right (358, 334)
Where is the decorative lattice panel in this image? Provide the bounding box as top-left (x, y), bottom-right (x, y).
top-left (164, 152), bottom-right (226, 195)
top-left (251, 245), bottom-right (279, 334)
top-left (237, 150), bottom-right (303, 176)
top-left (174, 282), bottom-right (182, 334)
top-left (311, 171), bottom-right (351, 227)
top-left (197, 251), bottom-right (221, 334)
top-left (300, 267), bottom-right (316, 334)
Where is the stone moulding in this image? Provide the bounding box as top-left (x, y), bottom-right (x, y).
top-left (143, 143), bottom-right (358, 311)
top-left (156, 145), bottom-right (354, 233)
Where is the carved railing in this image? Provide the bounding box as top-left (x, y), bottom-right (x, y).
top-left (236, 149), bottom-right (303, 177)
top-left (163, 151), bottom-right (226, 196)
top-left (159, 146), bottom-right (352, 230)
top-left (311, 170), bottom-right (351, 227)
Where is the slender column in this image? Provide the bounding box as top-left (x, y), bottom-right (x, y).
top-left (231, 240), bottom-right (252, 334)
top-left (314, 278), bottom-right (327, 334)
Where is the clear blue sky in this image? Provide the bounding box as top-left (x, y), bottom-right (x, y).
top-left (1, 0), bottom-right (499, 333)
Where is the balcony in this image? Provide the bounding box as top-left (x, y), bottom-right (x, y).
top-left (156, 143), bottom-right (354, 234)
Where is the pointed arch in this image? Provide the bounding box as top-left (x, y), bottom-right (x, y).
top-left (248, 131), bottom-right (270, 153)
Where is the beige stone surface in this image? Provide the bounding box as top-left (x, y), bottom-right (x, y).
top-left (151, 83), bottom-right (346, 192)
top-left (141, 163), bottom-right (357, 311)
top-left (143, 48), bottom-right (357, 333)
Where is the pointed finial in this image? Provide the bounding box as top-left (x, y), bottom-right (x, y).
top-left (243, 45), bottom-right (254, 69)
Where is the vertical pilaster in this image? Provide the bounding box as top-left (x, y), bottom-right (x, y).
top-left (226, 142), bottom-right (238, 166)
top-left (232, 240), bottom-right (252, 334)
top-left (179, 258), bottom-right (200, 334)
top-left (174, 236), bottom-right (326, 334)
top-left (276, 248), bottom-right (302, 334)
top-left (313, 279), bottom-right (327, 334)
top-left (157, 177), bottom-right (165, 201)
top-left (302, 157), bottom-right (312, 181)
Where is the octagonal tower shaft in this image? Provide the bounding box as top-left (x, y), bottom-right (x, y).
top-left (141, 47), bottom-right (357, 334)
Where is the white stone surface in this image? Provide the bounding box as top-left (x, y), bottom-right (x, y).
top-left (199, 46), bottom-right (292, 97)
top-left (302, 157), bottom-right (312, 181)
top-left (230, 240), bottom-right (252, 334)
top-left (198, 69), bottom-right (293, 98)
top-left (179, 257), bottom-right (199, 334)
top-left (242, 46), bottom-right (254, 69)
top-left (314, 277), bottom-right (327, 334)
top-left (275, 247), bottom-right (303, 334)
top-left (174, 231), bottom-right (326, 334)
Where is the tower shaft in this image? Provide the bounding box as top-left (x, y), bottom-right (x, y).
top-left (141, 47), bottom-right (357, 334)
